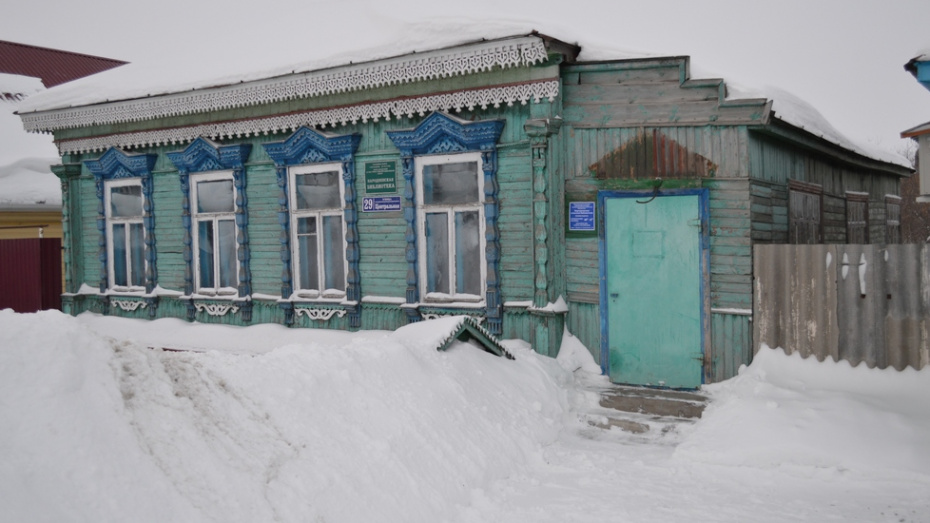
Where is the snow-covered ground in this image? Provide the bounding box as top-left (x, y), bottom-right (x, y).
top-left (1, 309), bottom-right (928, 522)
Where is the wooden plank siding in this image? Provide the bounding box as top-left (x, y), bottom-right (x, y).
top-left (748, 132), bottom-right (904, 244)
top-left (62, 104), bottom-right (543, 334)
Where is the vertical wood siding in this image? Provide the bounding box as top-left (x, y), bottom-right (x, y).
top-left (709, 312), bottom-right (752, 381)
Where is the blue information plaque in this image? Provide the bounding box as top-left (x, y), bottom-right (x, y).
top-left (568, 201), bottom-right (596, 231)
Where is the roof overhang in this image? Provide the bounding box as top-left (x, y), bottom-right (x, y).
top-left (902, 120), bottom-right (930, 139)
top-left (905, 55), bottom-right (930, 91)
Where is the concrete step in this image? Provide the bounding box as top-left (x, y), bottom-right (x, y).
top-left (599, 385), bottom-right (707, 419)
top-left (579, 382), bottom-right (709, 437)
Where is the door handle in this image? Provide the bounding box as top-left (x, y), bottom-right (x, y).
top-left (610, 293), bottom-right (619, 298)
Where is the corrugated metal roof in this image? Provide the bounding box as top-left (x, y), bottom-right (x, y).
top-left (0, 40), bottom-right (126, 88)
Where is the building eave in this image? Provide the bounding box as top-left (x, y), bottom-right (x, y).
top-left (19, 34), bottom-right (564, 135)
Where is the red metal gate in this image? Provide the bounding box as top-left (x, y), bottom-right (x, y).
top-left (0, 238), bottom-right (61, 312)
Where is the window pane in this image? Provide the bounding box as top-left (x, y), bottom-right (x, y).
top-left (422, 162), bottom-right (479, 205)
top-left (455, 211), bottom-right (481, 295)
top-left (296, 217), bottom-right (319, 291)
top-left (130, 223), bottom-right (145, 287)
top-left (197, 180), bottom-right (235, 213)
top-left (112, 223), bottom-right (127, 287)
top-left (218, 219), bottom-right (237, 289)
top-left (425, 212), bottom-right (450, 294)
top-left (110, 185), bottom-right (142, 217)
top-left (294, 171), bottom-right (341, 210)
top-left (322, 215), bottom-right (345, 292)
top-left (198, 221), bottom-right (214, 289)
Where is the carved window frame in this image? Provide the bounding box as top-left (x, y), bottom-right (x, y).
top-left (190, 170), bottom-right (239, 296)
top-left (104, 178), bottom-right (146, 293)
top-left (288, 162), bottom-right (349, 300)
top-left (386, 112), bottom-right (505, 335)
top-left (415, 152), bottom-right (487, 303)
top-left (84, 148), bottom-right (158, 294)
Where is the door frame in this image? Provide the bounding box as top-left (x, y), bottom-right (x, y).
top-left (597, 188), bottom-right (711, 385)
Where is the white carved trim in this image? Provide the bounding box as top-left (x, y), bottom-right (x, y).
top-left (421, 312), bottom-right (486, 324)
top-left (54, 80), bottom-right (560, 155)
top-left (111, 299), bottom-right (147, 312)
top-left (294, 308), bottom-right (347, 321)
top-left (23, 37), bottom-right (549, 133)
top-left (194, 302), bottom-right (240, 316)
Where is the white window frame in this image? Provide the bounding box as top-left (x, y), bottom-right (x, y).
top-left (104, 178), bottom-right (145, 293)
top-left (288, 162), bottom-right (348, 300)
top-left (415, 152), bottom-right (487, 303)
top-left (190, 170), bottom-right (239, 296)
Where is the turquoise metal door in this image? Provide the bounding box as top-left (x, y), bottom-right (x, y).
top-left (603, 194), bottom-right (704, 388)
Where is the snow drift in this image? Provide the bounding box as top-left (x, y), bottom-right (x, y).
top-left (0, 310), bottom-right (569, 523)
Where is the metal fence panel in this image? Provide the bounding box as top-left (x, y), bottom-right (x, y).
top-left (754, 244), bottom-right (929, 370)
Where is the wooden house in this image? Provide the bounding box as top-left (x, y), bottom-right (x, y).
top-left (19, 33), bottom-right (911, 387)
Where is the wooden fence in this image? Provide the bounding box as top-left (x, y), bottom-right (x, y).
top-left (753, 244), bottom-right (929, 370)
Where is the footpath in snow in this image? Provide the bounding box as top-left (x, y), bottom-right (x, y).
top-left (1, 309), bottom-right (928, 522)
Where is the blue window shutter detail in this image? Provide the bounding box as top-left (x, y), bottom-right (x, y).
top-left (167, 137), bottom-right (252, 320)
top-left (84, 148), bottom-right (158, 304)
top-left (262, 127), bottom-right (361, 327)
top-left (386, 112), bottom-right (505, 334)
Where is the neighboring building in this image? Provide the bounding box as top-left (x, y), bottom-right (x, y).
top-left (0, 42), bottom-right (126, 311)
top-left (903, 52), bottom-right (930, 211)
top-left (19, 33), bottom-right (910, 387)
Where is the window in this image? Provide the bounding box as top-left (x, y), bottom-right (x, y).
top-left (191, 172), bottom-right (238, 295)
top-left (886, 196), bottom-right (901, 244)
top-left (289, 163), bottom-right (346, 298)
top-left (105, 180), bottom-right (145, 291)
top-left (789, 180), bottom-right (823, 244)
top-left (416, 153), bottom-right (485, 301)
top-left (846, 192), bottom-right (869, 244)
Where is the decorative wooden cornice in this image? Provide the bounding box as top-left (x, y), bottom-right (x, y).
top-left (21, 35), bottom-right (550, 133)
top-left (52, 80), bottom-right (559, 155)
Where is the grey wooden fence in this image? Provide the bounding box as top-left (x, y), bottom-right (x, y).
top-left (753, 244), bottom-right (929, 370)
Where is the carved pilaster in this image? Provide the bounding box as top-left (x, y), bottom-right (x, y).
top-left (482, 149), bottom-right (502, 336)
top-left (524, 118), bottom-right (563, 309)
top-left (401, 155), bottom-right (420, 323)
top-left (342, 157), bottom-right (361, 328)
top-left (232, 165), bottom-right (251, 298)
top-left (275, 165), bottom-right (292, 299)
top-left (141, 172), bottom-right (157, 293)
top-left (179, 170), bottom-right (194, 296)
top-left (94, 173), bottom-right (107, 292)
top-left (51, 163), bottom-right (81, 294)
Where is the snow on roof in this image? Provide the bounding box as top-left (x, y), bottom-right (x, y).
top-left (1, 73), bottom-right (62, 209)
top-left (0, 157), bottom-right (61, 210)
top-left (15, 21), bottom-right (908, 168)
top-left (727, 83), bottom-right (911, 168)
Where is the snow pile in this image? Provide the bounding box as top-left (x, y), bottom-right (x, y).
top-left (0, 310), bottom-right (569, 523)
top-left (676, 345), bottom-right (930, 477)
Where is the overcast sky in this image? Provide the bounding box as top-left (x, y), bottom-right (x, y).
top-left (3, 0), bottom-right (929, 156)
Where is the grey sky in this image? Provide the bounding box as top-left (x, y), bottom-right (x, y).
top-left (3, 0), bottom-right (928, 154)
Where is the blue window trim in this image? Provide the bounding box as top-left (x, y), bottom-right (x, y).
top-left (167, 137), bottom-right (252, 321)
top-left (386, 112), bottom-right (505, 335)
top-left (262, 127), bottom-right (362, 328)
top-left (596, 188), bottom-right (710, 379)
top-left (84, 148), bottom-right (158, 299)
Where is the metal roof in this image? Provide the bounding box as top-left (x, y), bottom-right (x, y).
top-left (0, 40), bottom-right (126, 88)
